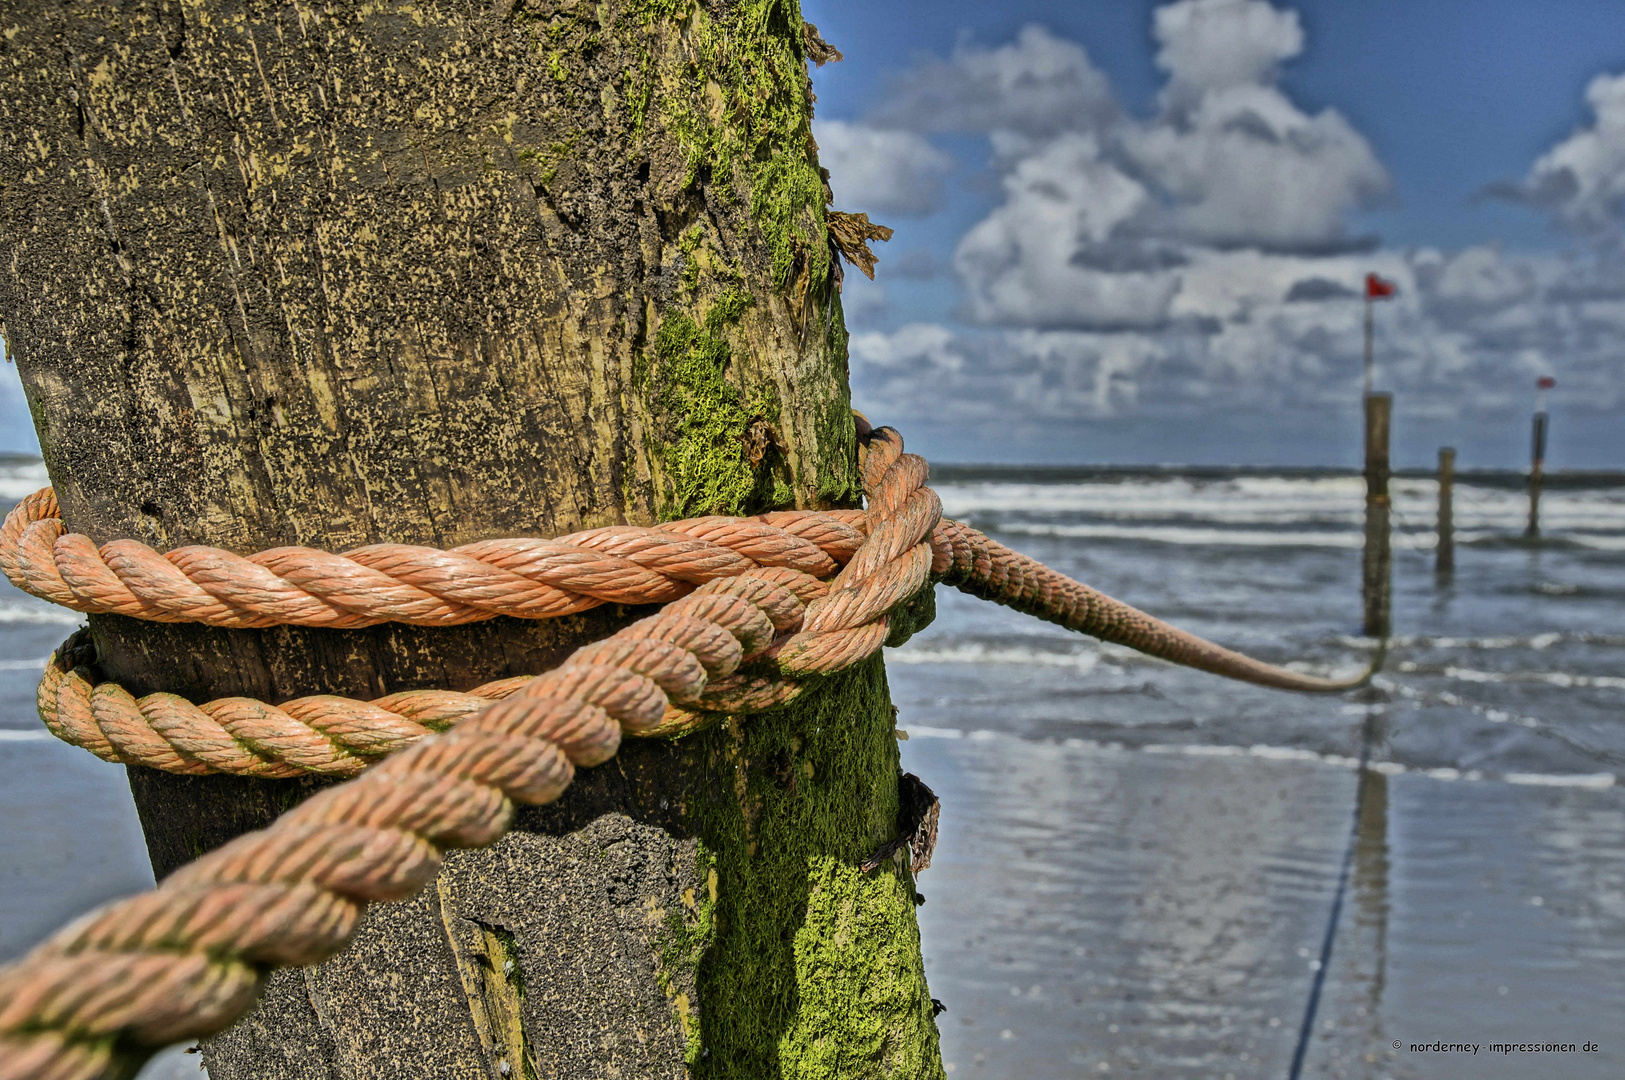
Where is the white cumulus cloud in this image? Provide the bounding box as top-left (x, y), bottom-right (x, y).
top-left (1504, 71), bottom-right (1625, 239)
top-left (1153, 0), bottom-right (1304, 100)
top-left (873, 25), bottom-right (1118, 139)
top-left (867, 2), bottom-right (1389, 327)
top-left (837, 2), bottom-right (1624, 456)
top-left (1121, 82), bottom-right (1389, 251)
top-left (813, 120), bottom-right (953, 218)
top-left (954, 134), bottom-right (1181, 329)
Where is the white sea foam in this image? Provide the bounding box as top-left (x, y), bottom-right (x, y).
top-left (887, 643), bottom-right (1102, 673)
top-left (0, 462), bottom-right (49, 502)
top-left (0, 600), bottom-right (85, 626)
top-left (908, 727), bottom-right (1618, 789)
top-left (1437, 666), bottom-right (1625, 690)
top-left (1504, 772), bottom-right (1617, 789)
top-left (0, 728), bottom-right (51, 741)
top-left (1558, 533), bottom-right (1625, 551)
top-left (891, 638), bottom-right (1367, 683)
top-left (935, 477), bottom-right (1366, 521)
top-left (934, 474), bottom-right (1625, 546)
top-left (994, 521), bottom-right (1363, 548)
top-left (991, 521), bottom-right (1463, 550)
top-left (0, 657), bottom-right (47, 671)
top-left (1382, 680), bottom-right (1550, 731)
top-left (1343, 631), bottom-right (1619, 651)
top-left (992, 519), bottom-right (1625, 551)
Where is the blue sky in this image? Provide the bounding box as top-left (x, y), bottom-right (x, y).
top-left (4, 1), bottom-right (1624, 468)
top-left (803, 0), bottom-right (1625, 467)
top-left (805, 0), bottom-right (1625, 252)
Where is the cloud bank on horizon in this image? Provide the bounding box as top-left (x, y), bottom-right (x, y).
top-left (816, 0), bottom-right (1625, 462)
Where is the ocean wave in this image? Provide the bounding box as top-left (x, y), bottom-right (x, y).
top-left (935, 476), bottom-right (1625, 541)
top-left (1407, 664), bottom-right (1625, 690)
top-left (1503, 772), bottom-right (1619, 789)
top-left (1460, 532), bottom-right (1625, 552)
top-left (1379, 680), bottom-right (1625, 770)
top-left (984, 519), bottom-right (1625, 552)
top-left (888, 643), bottom-right (1103, 674)
top-left (0, 728), bottom-right (51, 741)
top-left (1343, 631), bottom-right (1625, 651)
top-left (902, 726), bottom-right (1616, 788)
top-left (991, 522), bottom-right (1407, 549)
top-left (891, 638), bottom-right (1368, 683)
top-left (0, 461), bottom-right (49, 503)
top-left (0, 600), bottom-right (85, 626)
top-left (939, 473), bottom-right (1625, 504)
top-left (994, 521), bottom-right (1362, 548)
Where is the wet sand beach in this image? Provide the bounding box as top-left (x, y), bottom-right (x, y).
top-left (901, 734), bottom-right (1621, 1078)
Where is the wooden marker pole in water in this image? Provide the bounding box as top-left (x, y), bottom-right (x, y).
top-left (1360, 273), bottom-right (1397, 637)
top-left (1526, 376), bottom-right (1555, 539)
top-left (1362, 394), bottom-right (1393, 637)
top-left (1436, 447), bottom-right (1455, 575)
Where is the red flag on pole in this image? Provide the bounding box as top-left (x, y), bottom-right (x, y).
top-left (1365, 273), bottom-right (1397, 299)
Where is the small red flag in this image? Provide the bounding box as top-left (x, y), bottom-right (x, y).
top-left (1365, 273), bottom-right (1397, 299)
top-left (1536, 376), bottom-right (1556, 390)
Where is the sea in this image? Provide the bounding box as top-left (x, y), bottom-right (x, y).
top-left (1, 458), bottom-right (1621, 1078)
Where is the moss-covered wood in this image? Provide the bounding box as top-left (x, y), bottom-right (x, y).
top-left (0, 0), bottom-right (941, 1075)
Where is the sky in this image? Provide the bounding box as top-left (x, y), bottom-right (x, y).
top-left (803, 0), bottom-right (1625, 467)
top-left (4, 1), bottom-right (1624, 467)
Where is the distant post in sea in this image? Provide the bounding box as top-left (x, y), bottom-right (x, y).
top-left (1363, 394), bottom-right (1393, 636)
top-left (1436, 447), bottom-right (1455, 575)
top-left (1525, 376), bottom-right (1555, 539)
top-left (1362, 273), bottom-right (1397, 637)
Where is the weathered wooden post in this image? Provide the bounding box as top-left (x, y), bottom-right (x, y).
top-left (0, 2), bottom-right (942, 1076)
top-left (1361, 394), bottom-right (1392, 638)
top-left (1436, 446), bottom-right (1455, 576)
top-left (1525, 376), bottom-right (1554, 539)
top-left (1358, 272), bottom-right (1396, 638)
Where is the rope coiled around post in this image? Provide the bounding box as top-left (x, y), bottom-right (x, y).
top-left (0, 427), bottom-right (1372, 1079)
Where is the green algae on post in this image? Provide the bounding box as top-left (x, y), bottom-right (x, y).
top-left (627, 0), bottom-right (831, 291)
top-left (678, 656), bottom-right (946, 1079)
top-left (643, 292), bottom-right (792, 518)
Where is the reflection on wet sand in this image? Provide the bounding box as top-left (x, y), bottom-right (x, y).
top-left (906, 734), bottom-right (1355, 1078)
top-left (1311, 773), bottom-right (1624, 1079)
top-left (1299, 754), bottom-right (1392, 1078)
top-left (904, 729), bottom-right (1622, 1079)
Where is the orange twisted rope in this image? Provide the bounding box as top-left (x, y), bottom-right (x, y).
top-left (10, 441), bottom-right (1366, 780)
top-left (0, 427), bottom-right (1370, 1078)
top-left (0, 486), bottom-right (871, 629)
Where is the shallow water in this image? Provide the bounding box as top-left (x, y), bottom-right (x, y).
top-left (1, 461), bottom-right (1621, 1076)
top-left (902, 467), bottom-right (1625, 783)
top-left (890, 466), bottom-right (1624, 1076)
